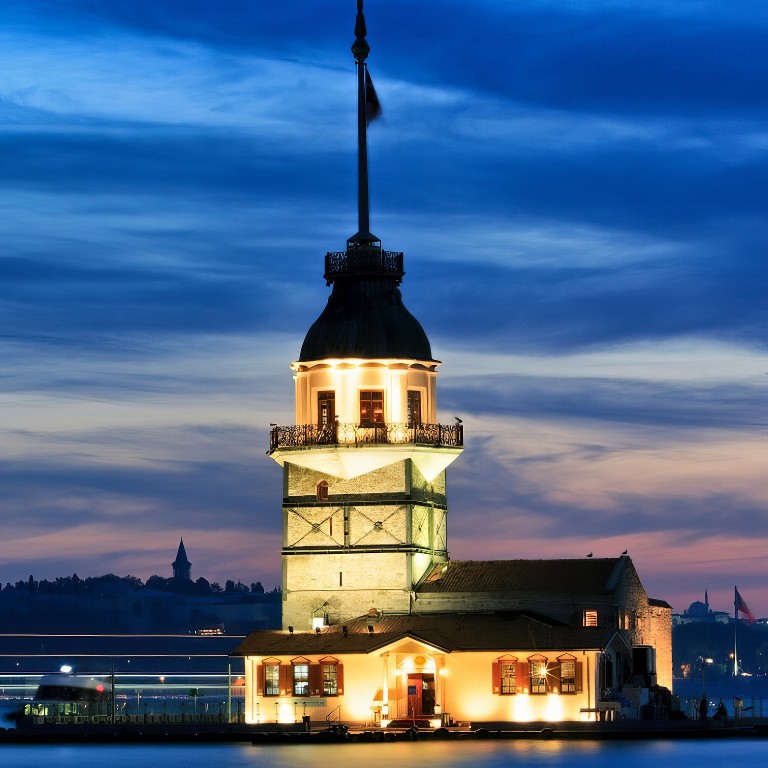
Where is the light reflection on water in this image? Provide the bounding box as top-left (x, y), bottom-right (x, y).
top-left (1, 740), bottom-right (767, 768)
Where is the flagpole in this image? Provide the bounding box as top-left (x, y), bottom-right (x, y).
top-left (734, 585), bottom-right (738, 676)
top-left (352, 0), bottom-right (373, 244)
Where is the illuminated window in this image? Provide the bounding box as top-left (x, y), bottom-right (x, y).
top-left (583, 610), bottom-right (598, 627)
top-left (322, 663), bottom-right (338, 696)
top-left (316, 480), bottom-right (329, 501)
top-left (293, 663), bottom-right (309, 696)
top-left (360, 391), bottom-right (384, 425)
top-left (407, 390), bottom-right (422, 425)
top-left (560, 660), bottom-right (576, 693)
top-left (264, 664), bottom-right (280, 696)
top-left (318, 391), bottom-right (335, 427)
top-left (500, 662), bottom-right (516, 695)
top-left (530, 660), bottom-right (547, 695)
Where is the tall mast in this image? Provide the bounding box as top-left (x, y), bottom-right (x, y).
top-left (734, 586), bottom-right (739, 676)
top-left (350, 0), bottom-right (378, 246)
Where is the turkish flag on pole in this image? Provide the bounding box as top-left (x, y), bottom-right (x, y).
top-left (735, 587), bottom-right (756, 622)
top-left (365, 69), bottom-right (382, 125)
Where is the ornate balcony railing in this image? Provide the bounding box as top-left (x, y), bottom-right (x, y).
top-left (324, 247), bottom-right (404, 283)
top-left (269, 422), bottom-right (463, 453)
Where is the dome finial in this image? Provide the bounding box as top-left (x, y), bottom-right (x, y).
top-left (353, 0), bottom-right (369, 58)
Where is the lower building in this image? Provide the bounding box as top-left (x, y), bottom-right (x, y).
top-left (233, 556), bottom-right (672, 725)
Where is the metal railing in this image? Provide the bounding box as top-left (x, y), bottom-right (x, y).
top-left (269, 422), bottom-right (463, 453)
top-left (324, 247), bottom-right (404, 282)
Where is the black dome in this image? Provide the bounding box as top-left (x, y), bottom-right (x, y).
top-left (299, 277), bottom-right (433, 362)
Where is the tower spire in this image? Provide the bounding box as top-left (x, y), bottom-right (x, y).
top-left (350, 0), bottom-right (378, 247)
top-left (172, 537), bottom-right (192, 581)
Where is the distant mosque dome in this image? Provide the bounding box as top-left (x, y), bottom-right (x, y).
top-left (686, 600), bottom-right (709, 617)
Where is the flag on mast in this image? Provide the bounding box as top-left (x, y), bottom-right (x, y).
top-left (365, 69), bottom-right (382, 124)
top-left (735, 587), bottom-right (756, 622)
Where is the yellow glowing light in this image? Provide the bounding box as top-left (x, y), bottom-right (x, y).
top-left (544, 694), bottom-right (564, 722)
top-left (512, 694), bottom-right (533, 722)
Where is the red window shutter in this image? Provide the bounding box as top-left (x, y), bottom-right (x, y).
top-left (309, 664), bottom-right (321, 696)
top-left (336, 663), bottom-right (344, 695)
top-left (257, 664), bottom-right (265, 695)
top-left (279, 664), bottom-right (291, 696)
top-left (575, 661), bottom-right (583, 693)
top-left (492, 660), bottom-right (501, 694)
top-left (517, 662), bottom-right (527, 693)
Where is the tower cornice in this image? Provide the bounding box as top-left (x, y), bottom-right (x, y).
top-left (292, 358), bottom-right (440, 373)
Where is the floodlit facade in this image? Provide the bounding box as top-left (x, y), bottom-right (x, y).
top-left (235, 560), bottom-right (672, 726)
top-left (234, 3), bottom-right (672, 726)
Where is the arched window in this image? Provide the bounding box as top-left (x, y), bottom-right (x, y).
top-left (316, 480), bottom-right (329, 501)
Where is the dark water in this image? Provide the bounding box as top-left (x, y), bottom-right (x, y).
top-left (1, 740), bottom-right (766, 768)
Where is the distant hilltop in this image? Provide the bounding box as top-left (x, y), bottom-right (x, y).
top-left (2, 572), bottom-right (273, 598)
top-left (0, 572), bottom-right (280, 635)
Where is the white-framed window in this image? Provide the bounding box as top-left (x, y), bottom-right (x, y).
top-left (322, 663), bottom-right (338, 696)
top-left (293, 663), bottom-right (309, 696)
top-left (264, 664), bottom-right (280, 696)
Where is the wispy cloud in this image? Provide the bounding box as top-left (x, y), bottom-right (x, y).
top-left (0, 1), bottom-right (765, 614)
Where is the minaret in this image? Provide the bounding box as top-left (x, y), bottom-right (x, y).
top-left (269, 1), bottom-right (463, 630)
top-left (172, 538), bottom-right (192, 581)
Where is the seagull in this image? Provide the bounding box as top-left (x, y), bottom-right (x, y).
top-left (587, 552), bottom-right (593, 558)
top-left (621, 549), bottom-right (628, 555)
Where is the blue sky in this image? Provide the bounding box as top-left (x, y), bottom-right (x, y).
top-left (0, 0), bottom-right (766, 616)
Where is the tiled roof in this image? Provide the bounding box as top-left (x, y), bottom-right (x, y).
top-left (416, 559), bottom-right (623, 595)
top-left (231, 611), bottom-right (613, 657)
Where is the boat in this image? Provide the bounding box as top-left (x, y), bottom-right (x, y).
top-left (22, 669), bottom-right (112, 721)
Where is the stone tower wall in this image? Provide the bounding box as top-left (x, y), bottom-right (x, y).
top-left (281, 458), bottom-right (448, 630)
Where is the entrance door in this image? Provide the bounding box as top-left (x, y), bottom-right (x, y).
top-left (406, 674), bottom-right (435, 716)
